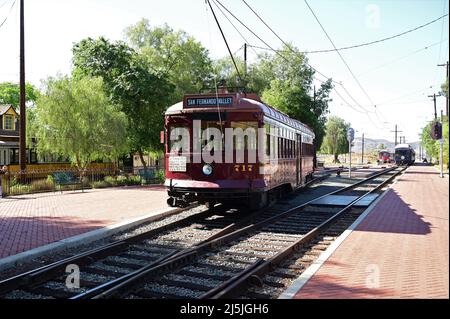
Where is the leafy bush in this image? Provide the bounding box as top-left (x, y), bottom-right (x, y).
top-left (9, 183), bottom-right (32, 195)
top-left (31, 179), bottom-right (55, 192)
top-left (46, 175), bottom-right (54, 184)
top-left (104, 176), bottom-right (117, 186)
top-left (91, 180), bottom-right (111, 189)
top-left (155, 170), bottom-right (165, 184)
top-left (116, 175), bottom-right (128, 186)
top-left (126, 175), bottom-right (142, 186)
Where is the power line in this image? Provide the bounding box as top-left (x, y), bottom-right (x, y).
top-left (0, 0), bottom-right (11, 10)
top-left (304, 0), bottom-right (376, 108)
top-left (219, 0), bottom-right (384, 127)
top-left (241, 0), bottom-right (291, 48)
top-left (359, 39), bottom-right (447, 77)
top-left (247, 13), bottom-right (449, 54)
top-left (213, 0), bottom-right (330, 86)
top-left (206, 0), bottom-right (242, 82)
top-left (377, 85), bottom-right (436, 106)
top-left (0, 0), bottom-right (15, 30)
top-left (239, 0), bottom-right (378, 118)
top-left (210, 0), bottom-right (258, 57)
top-left (213, 0), bottom-right (294, 67)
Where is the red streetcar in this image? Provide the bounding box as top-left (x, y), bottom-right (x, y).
top-left (378, 150), bottom-right (392, 164)
top-left (164, 90), bottom-right (315, 210)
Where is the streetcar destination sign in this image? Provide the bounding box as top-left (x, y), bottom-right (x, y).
top-left (186, 97), bottom-right (233, 107)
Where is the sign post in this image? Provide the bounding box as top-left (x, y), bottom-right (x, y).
top-left (347, 128), bottom-right (355, 178)
top-left (440, 139), bottom-right (444, 178)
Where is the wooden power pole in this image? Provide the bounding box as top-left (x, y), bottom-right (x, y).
top-left (391, 125), bottom-right (402, 146)
top-left (438, 61), bottom-right (449, 117)
top-left (19, 0), bottom-right (27, 172)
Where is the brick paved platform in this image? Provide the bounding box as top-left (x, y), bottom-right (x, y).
top-left (292, 165), bottom-right (449, 299)
top-left (0, 186), bottom-right (168, 259)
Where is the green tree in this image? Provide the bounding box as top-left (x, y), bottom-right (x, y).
top-left (33, 76), bottom-right (128, 172)
top-left (321, 116), bottom-right (351, 163)
top-left (421, 121), bottom-right (440, 161)
top-left (215, 44), bottom-right (333, 149)
top-left (421, 118), bottom-right (449, 169)
top-left (125, 19), bottom-right (213, 102)
top-left (72, 37), bottom-right (174, 169)
top-left (441, 79), bottom-right (448, 98)
top-left (0, 82), bottom-right (40, 109)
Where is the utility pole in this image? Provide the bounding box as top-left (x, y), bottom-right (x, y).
top-left (19, 0), bottom-right (26, 172)
top-left (391, 125), bottom-right (402, 146)
top-left (438, 61), bottom-right (449, 116)
top-left (244, 43), bottom-right (247, 76)
top-left (313, 86), bottom-right (317, 169)
top-left (428, 93), bottom-right (439, 120)
top-left (361, 133), bottom-right (365, 164)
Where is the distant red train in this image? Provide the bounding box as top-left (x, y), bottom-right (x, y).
top-left (378, 150), bottom-right (392, 164)
top-left (164, 90), bottom-right (316, 210)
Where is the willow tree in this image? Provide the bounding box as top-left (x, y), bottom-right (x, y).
top-left (72, 37), bottom-right (174, 169)
top-left (321, 116), bottom-right (351, 163)
top-left (33, 76), bottom-right (128, 172)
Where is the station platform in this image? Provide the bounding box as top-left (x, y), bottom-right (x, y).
top-left (0, 186), bottom-right (168, 261)
top-left (286, 164), bottom-right (449, 299)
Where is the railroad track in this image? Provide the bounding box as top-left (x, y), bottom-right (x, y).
top-left (0, 169), bottom-right (340, 299)
top-left (60, 167), bottom-right (404, 299)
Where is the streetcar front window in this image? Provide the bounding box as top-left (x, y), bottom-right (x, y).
top-left (169, 124), bottom-right (189, 154)
top-left (230, 122), bottom-right (258, 150)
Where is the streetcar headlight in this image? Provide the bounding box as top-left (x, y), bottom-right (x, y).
top-left (401, 156), bottom-right (405, 160)
top-left (202, 164), bottom-right (213, 176)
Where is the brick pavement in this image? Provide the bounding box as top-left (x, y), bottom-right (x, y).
top-left (294, 165), bottom-right (449, 299)
top-left (0, 186), bottom-right (168, 259)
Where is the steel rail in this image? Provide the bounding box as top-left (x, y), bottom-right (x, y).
top-left (69, 171), bottom-right (337, 299)
top-left (0, 203), bottom-right (216, 295)
top-left (200, 166), bottom-right (406, 299)
top-left (91, 167), bottom-right (398, 299)
top-left (0, 168), bottom-right (337, 298)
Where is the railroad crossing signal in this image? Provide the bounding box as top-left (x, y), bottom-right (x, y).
top-left (347, 128), bottom-right (355, 142)
top-left (347, 128), bottom-right (355, 179)
top-left (431, 122), bottom-right (443, 140)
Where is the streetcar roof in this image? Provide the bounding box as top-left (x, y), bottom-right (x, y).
top-left (395, 144), bottom-right (412, 149)
top-left (165, 93), bottom-right (315, 138)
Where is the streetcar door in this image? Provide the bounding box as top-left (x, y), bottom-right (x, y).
top-left (296, 133), bottom-right (302, 186)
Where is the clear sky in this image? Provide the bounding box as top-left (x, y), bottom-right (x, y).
top-left (0, 0), bottom-right (448, 143)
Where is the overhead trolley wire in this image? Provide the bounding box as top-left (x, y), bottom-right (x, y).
top-left (304, 0), bottom-right (376, 107)
top-left (0, 0), bottom-right (15, 30)
top-left (247, 12), bottom-right (449, 54)
top-left (216, 0), bottom-right (384, 129)
top-left (239, 0), bottom-right (378, 118)
top-left (211, 0), bottom-right (259, 57)
top-left (206, 0), bottom-right (243, 82)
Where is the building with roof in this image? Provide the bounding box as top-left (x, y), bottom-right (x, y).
top-left (0, 104), bottom-right (39, 166)
top-left (0, 104), bottom-right (20, 166)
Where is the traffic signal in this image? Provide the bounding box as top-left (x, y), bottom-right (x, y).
top-left (431, 122), bottom-right (443, 140)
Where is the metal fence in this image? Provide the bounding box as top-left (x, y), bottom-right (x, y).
top-left (0, 166), bottom-right (164, 197)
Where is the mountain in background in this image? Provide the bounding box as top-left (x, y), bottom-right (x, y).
top-left (352, 137), bottom-right (420, 154)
